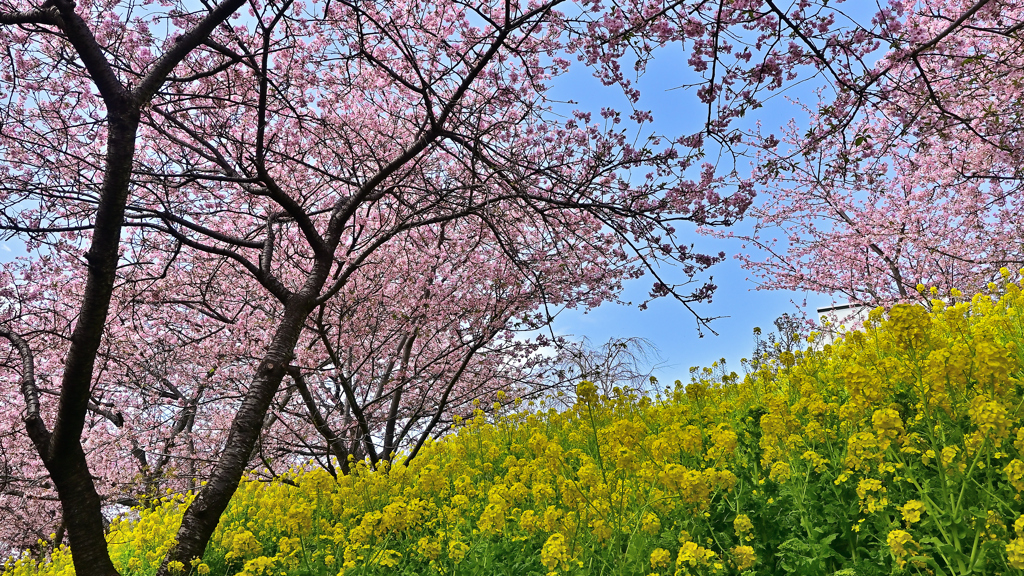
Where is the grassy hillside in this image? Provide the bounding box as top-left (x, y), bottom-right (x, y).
top-left (7, 277), bottom-right (1024, 576)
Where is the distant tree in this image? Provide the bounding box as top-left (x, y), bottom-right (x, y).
top-left (555, 336), bottom-right (662, 400)
top-left (743, 313), bottom-right (805, 372)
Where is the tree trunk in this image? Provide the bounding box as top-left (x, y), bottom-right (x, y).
top-left (160, 293), bottom-right (319, 572)
top-left (45, 443), bottom-right (120, 576)
top-left (30, 109), bottom-right (142, 576)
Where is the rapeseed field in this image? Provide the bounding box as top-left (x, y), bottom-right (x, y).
top-left (7, 274), bottom-right (1024, 576)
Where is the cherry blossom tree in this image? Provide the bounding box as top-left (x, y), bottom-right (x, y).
top-left (1, 228), bottom-right (567, 551)
top-left (0, 0), bottom-right (249, 569)
top-left (732, 0), bottom-right (1024, 305)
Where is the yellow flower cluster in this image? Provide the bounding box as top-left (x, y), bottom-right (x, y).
top-left (886, 529), bottom-right (918, 567)
top-left (730, 546), bottom-right (756, 571)
top-left (540, 533), bottom-right (572, 573)
top-left (899, 500), bottom-right (925, 525)
top-left (675, 537), bottom-right (718, 571)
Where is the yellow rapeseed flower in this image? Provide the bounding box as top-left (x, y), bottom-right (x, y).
top-left (448, 540), bottom-right (470, 563)
top-left (733, 513), bottom-right (753, 538)
top-left (768, 461), bottom-right (791, 483)
top-left (540, 533), bottom-right (571, 572)
top-left (650, 548), bottom-right (671, 569)
top-left (887, 530), bottom-right (917, 567)
top-left (900, 500), bottom-right (926, 525)
top-left (731, 545), bottom-right (756, 571)
top-left (1009, 538), bottom-right (1024, 569)
top-left (641, 512), bottom-right (662, 535)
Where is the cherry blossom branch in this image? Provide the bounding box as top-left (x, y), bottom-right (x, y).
top-left (0, 329), bottom-right (41, 424)
top-left (288, 367), bottom-right (351, 474)
top-left (0, 5), bottom-right (58, 26)
top-left (46, 0), bottom-right (127, 105)
top-left (402, 336), bottom-right (489, 465)
top-left (133, 0), bottom-right (249, 102)
top-left (381, 331), bottom-right (415, 458)
top-left (311, 322), bottom-right (382, 466)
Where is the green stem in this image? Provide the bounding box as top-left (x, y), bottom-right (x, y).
top-left (791, 466), bottom-right (814, 541)
top-left (966, 523), bottom-right (982, 575)
top-left (586, 402), bottom-right (608, 486)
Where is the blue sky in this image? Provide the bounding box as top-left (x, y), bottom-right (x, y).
top-left (546, 45), bottom-right (841, 381)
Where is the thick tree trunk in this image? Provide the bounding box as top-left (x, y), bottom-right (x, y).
top-left (3, 0), bottom-right (246, 571)
top-left (46, 444), bottom-right (120, 576)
